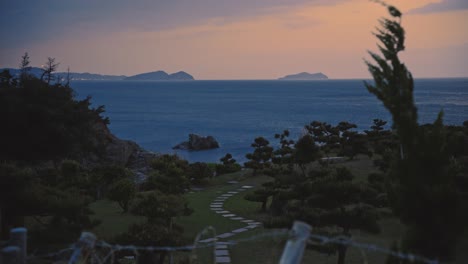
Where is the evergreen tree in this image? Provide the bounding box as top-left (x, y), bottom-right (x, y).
top-left (244, 137), bottom-right (274, 176)
top-left (244, 128), bottom-right (380, 264)
top-left (302, 169), bottom-right (380, 264)
top-left (145, 154), bottom-right (190, 194)
top-left (0, 162), bottom-right (99, 243)
top-left (365, 119), bottom-right (396, 171)
top-left (305, 121), bottom-right (340, 161)
top-left (187, 162), bottom-right (214, 183)
top-left (40, 57), bottom-right (59, 84)
top-left (90, 165), bottom-right (133, 199)
top-left (0, 55), bottom-right (107, 242)
top-left (268, 166), bottom-right (381, 264)
top-left (217, 153), bottom-right (241, 174)
top-left (107, 178), bottom-right (136, 212)
top-left (0, 72), bottom-right (109, 162)
top-left (0, 69), bottom-right (14, 89)
top-left (294, 134), bottom-right (321, 176)
top-left (19, 52), bottom-right (31, 82)
top-left (365, 4), bottom-right (462, 260)
top-left (119, 154), bottom-right (193, 263)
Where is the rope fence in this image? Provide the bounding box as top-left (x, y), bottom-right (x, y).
top-left (1, 222), bottom-right (440, 264)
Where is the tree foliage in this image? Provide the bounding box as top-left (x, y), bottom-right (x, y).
top-left (19, 52), bottom-right (31, 81)
top-left (244, 137), bottom-right (274, 176)
top-left (217, 153), bottom-right (241, 175)
top-left (144, 154), bottom-right (190, 194)
top-left (120, 154), bottom-right (193, 264)
top-left (0, 162), bottom-right (99, 244)
top-left (40, 57), bottom-right (59, 84)
top-left (107, 178), bottom-right (136, 212)
top-left (187, 162), bottom-right (214, 183)
top-left (0, 64), bottom-right (109, 163)
top-left (0, 55), bottom-right (110, 245)
top-left (365, 4), bottom-right (464, 260)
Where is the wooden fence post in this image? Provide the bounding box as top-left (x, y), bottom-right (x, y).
top-left (279, 221), bottom-right (311, 264)
top-left (1, 246), bottom-right (20, 264)
top-left (9, 228), bottom-right (27, 264)
top-left (68, 232), bottom-right (97, 264)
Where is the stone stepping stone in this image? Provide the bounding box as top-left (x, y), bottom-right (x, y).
top-left (215, 244), bottom-right (228, 249)
top-left (215, 250), bottom-right (229, 256)
top-left (216, 256), bottom-right (231, 263)
top-left (221, 194), bottom-right (233, 197)
top-left (227, 191), bottom-right (238, 194)
top-left (211, 208), bottom-right (223, 211)
top-left (227, 180), bottom-right (239, 184)
top-left (241, 185), bottom-right (254, 189)
top-left (232, 228), bottom-right (248, 233)
top-left (217, 232), bottom-right (235, 238)
top-left (199, 238), bottom-right (217, 243)
top-left (210, 204), bottom-right (222, 207)
top-left (211, 202), bottom-right (223, 205)
top-left (230, 217), bottom-right (244, 220)
top-left (222, 214), bottom-right (236, 217)
top-left (248, 222), bottom-right (262, 225)
top-left (214, 199), bottom-right (225, 202)
top-left (241, 220), bottom-right (254, 223)
top-left (246, 224), bottom-right (260, 229)
top-left (216, 210), bottom-right (229, 214)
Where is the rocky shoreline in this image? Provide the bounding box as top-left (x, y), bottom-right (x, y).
top-left (79, 121), bottom-right (158, 183)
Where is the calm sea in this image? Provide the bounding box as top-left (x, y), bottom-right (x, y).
top-left (71, 79), bottom-right (468, 163)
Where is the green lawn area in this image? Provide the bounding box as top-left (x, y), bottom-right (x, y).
top-left (88, 169), bottom-right (268, 240)
top-left (221, 160), bottom-right (407, 264)
top-left (89, 199), bottom-right (145, 240)
top-left (177, 172), bottom-right (273, 240)
top-left (89, 161), bottom-right (409, 264)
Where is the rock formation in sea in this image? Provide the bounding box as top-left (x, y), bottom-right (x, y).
top-left (173, 134), bottom-right (220, 150)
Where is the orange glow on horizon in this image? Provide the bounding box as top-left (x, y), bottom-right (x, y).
top-left (9, 0), bottom-right (468, 79)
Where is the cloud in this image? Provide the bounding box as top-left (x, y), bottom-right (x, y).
top-left (409, 0), bottom-right (468, 14)
top-left (0, 0), bottom-right (347, 50)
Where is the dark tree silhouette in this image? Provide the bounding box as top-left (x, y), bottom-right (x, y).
top-left (40, 57), bottom-right (59, 84)
top-left (19, 52), bottom-right (31, 81)
top-left (107, 178), bottom-right (136, 212)
top-left (244, 137), bottom-right (274, 176)
top-left (365, 3), bottom-right (462, 261)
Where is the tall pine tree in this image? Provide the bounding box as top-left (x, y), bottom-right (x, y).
top-left (365, 3), bottom-right (462, 261)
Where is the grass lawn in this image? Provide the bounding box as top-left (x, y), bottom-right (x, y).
top-left (88, 170), bottom-right (267, 240)
top-left (177, 172), bottom-right (273, 240)
top-left (89, 160), bottom-right (410, 264)
top-left (89, 199), bottom-right (145, 240)
top-left (222, 161), bottom-right (407, 264)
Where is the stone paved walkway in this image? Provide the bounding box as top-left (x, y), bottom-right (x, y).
top-left (199, 185), bottom-right (261, 264)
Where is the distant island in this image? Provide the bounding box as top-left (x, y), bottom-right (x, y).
top-left (0, 67), bottom-right (195, 81)
top-left (278, 72), bottom-right (328, 80)
top-left (124, 71), bottom-right (194, 81)
top-left (1, 67), bottom-right (127, 80)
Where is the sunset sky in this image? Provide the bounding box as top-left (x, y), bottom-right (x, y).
top-left (1, 0), bottom-right (467, 79)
